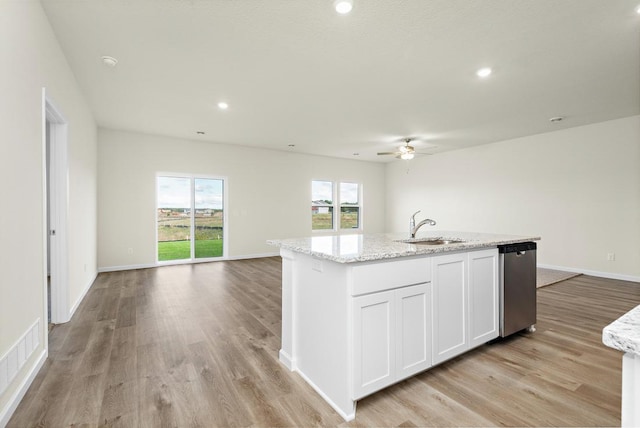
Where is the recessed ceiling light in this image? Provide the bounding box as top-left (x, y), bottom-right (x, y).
top-left (334, 0), bottom-right (353, 14)
top-left (549, 116), bottom-right (564, 123)
top-left (476, 67), bottom-right (492, 78)
top-left (101, 56), bottom-right (118, 67)
top-left (217, 102), bottom-right (229, 110)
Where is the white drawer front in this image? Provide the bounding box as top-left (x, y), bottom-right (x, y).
top-left (352, 257), bottom-right (431, 296)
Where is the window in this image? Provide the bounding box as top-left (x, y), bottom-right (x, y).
top-left (157, 175), bottom-right (226, 262)
top-left (311, 180), bottom-right (361, 231)
top-left (311, 180), bottom-right (334, 230)
top-left (340, 182), bottom-right (360, 229)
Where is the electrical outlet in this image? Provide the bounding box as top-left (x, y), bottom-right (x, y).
top-left (127, 248), bottom-right (133, 255)
top-left (607, 253), bottom-right (615, 261)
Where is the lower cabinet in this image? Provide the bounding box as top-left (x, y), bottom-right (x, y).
top-left (432, 252), bottom-right (468, 365)
top-left (352, 283), bottom-right (432, 399)
top-left (432, 248), bottom-right (498, 365)
top-left (468, 249), bottom-right (499, 348)
top-left (351, 248), bottom-right (498, 400)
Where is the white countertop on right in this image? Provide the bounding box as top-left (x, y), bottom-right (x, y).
top-left (603, 304), bottom-right (640, 356)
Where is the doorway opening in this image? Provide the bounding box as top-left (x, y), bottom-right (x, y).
top-left (44, 93), bottom-right (69, 329)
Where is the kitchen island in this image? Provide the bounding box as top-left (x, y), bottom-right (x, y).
top-left (268, 231), bottom-right (540, 421)
top-left (603, 304), bottom-right (640, 427)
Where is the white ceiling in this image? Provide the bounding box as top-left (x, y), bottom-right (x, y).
top-left (41, 0), bottom-right (640, 162)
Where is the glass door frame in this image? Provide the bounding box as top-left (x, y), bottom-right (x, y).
top-left (156, 172), bottom-right (228, 264)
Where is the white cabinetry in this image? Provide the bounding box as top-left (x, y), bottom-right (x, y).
top-left (468, 249), bottom-right (499, 347)
top-left (279, 245), bottom-right (502, 421)
top-left (432, 248), bottom-right (498, 365)
top-left (432, 253), bottom-right (467, 364)
top-left (352, 283), bottom-right (431, 399)
top-left (396, 284), bottom-right (432, 380)
top-left (352, 289), bottom-right (395, 398)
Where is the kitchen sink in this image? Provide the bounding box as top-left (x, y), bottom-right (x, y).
top-left (400, 239), bottom-right (466, 245)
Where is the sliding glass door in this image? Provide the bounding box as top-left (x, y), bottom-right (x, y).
top-left (157, 176), bottom-right (192, 261)
top-left (194, 178), bottom-right (224, 259)
top-left (157, 175), bottom-right (225, 262)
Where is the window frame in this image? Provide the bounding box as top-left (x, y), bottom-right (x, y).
top-left (339, 181), bottom-right (361, 231)
top-left (156, 172), bottom-right (229, 264)
top-left (311, 179), bottom-right (362, 233)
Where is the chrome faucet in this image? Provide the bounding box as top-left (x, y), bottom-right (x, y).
top-left (410, 210), bottom-right (436, 238)
top-left (409, 210), bottom-right (420, 235)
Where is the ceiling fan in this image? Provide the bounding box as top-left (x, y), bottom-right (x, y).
top-left (377, 138), bottom-right (424, 160)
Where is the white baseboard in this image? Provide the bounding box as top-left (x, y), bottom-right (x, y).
top-left (98, 262), bottom-right (156, 273)
top-left (68, 271), bottom-right (98, 320)
top-left (538, 263), bottom-right (640, 283)
top-left (294, 367), bottom-right (356, 422)
top-left (98, 253), bottom-right (280, 273)
top-left (279, 349), bottom-right (294, 371)
top-left (228, 252), bottom-right (280, 260)
top-left (0, 348), bottom-right (47, 427)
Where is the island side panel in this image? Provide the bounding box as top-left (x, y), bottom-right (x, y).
top-left (279, 249), bottom-right (295, 369)
top-left (291, 253), bottom-right (356, 421)
top-left (622, 352), bottom-right (640, 427)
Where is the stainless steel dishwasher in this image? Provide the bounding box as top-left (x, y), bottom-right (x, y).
top-left (499, 242), bottom-right (537, 337)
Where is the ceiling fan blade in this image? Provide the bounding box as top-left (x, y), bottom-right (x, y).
top-left (377, 152), bottom-right (398, 156)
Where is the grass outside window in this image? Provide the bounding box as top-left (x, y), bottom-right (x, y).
top-left (158, 239), bottom-right (223, 261)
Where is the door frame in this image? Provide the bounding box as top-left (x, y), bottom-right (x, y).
top-left (43, 90), bottom-right (70, 328)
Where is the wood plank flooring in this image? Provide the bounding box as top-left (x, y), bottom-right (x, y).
top-left (8, 259), bottom-right (640, 427)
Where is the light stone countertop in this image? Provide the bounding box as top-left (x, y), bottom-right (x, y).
top-left (603, 304), bottom-right (640, 357)
top-left (267, 231), bottom-right (540, 263)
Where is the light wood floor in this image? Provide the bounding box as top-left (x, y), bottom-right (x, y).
top-left (8, 258), bottom-right (640, 427)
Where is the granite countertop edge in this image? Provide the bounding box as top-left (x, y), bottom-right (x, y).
top-left (602, 304), bottom-right (640, 357)
top-left (267, 231), bottom-right (541, 264)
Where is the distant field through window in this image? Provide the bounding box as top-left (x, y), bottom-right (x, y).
top-left (340, 182), bottom-right (360, 229)
top-left (311, 180), bottom-right (334, 230)
top-left (157, 175), bottom-right (225, 262)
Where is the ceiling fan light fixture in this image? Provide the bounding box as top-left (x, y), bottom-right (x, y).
top-left (334, 0), bottom-right (353, 14)
top-left (101, 56), bottom-right (118, 67)
top-left (400, 152), bottom-right (414, 160)
top-left (476, 67), bottom-right (492, 78)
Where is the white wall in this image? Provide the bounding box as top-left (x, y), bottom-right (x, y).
top-left (386, 116), bottom-right (640, 280)
top-left (0, 0), bottom-right (97, 420)
top-left (97, 128), bottom-right (386, 270)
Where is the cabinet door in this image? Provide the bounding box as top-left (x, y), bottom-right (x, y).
top-left (468, 248), bottom-right (499, 348)
top-left (352, 290), bottom-right (396, 399)
top-left (396, 283), bottom-right (432, 380)
top-left (432, 253), bottom-right (467, 365)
